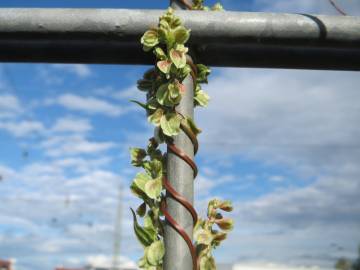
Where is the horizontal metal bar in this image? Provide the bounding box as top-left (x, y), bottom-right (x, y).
top-left (0, 8), bottom-right (359, 70)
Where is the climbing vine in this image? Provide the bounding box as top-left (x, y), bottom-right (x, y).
top-left (130, 2), bottom-right (233, 269)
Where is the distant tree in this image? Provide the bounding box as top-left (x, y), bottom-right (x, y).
top-left (335, 258), bottom-right (352, 270)
top-left (335, 245), bottom-right (360, 270)
top-left (352, 245), bottom-right (360, 270)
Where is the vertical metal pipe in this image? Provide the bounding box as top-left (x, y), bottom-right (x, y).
top-left (164, 1), bottom-right (195, 270)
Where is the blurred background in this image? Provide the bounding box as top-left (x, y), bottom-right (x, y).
top-left (0, 1), bottom-right (360, 270)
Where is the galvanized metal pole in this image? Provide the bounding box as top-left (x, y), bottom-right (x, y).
top-left (163, 1), bottom-right (195, 270)
top-left (0, 8), bottom-right (360, 70)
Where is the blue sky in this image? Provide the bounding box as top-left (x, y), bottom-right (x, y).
top-left (1, 1), bottom-right (360, 270)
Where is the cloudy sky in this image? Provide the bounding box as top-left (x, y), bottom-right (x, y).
top-left (0, 0), bottom-right (360, 270)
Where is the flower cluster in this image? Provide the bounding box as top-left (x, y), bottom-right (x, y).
top-left (129, 6), bottom-right (233, 270)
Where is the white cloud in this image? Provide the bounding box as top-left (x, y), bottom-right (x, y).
top-left (52, 157), bottom-right (112, 174)
top-left (199, 69), bottom-right (360, 176)
top-left (0, 120), bottom-right (45, 137)
top-left (268, 175), bottom-right (285, 182)
top-left (0, 94), bottom-right (22, 118)
top-left (86, 254), bottom-right (138, 269)
top-left (41, 134), bottom-right (116, 157)
top-left (37, 66), bottom-right (64, 85)
top-left (52, 116), bottom-right (92, 133)
top-left (196, 68), bottom-right (360, 267)
top-left (52, 64), bottom-right (92, 78)
top-left (55, 94), bottom-right (125, 116)
top-left (0, 160), bottom-right (140, 270)
top-left (233, 262), bottom-right (326, 270)
top-left (224, 0), bottom-right (360, 15)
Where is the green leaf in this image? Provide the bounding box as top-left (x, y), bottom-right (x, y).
top-left (156, 83), bottom-right (182, 107)
top-left (215, 218), bottom-right (234, 232)
top-left (130, 100), bottom-right (148, 111)
top-left (213, 231), bottom-right (227, 245)
top-left (194, 89), bottom-right (210, 107)
top-left (136, 202), bottom-right (147, 217)
top-left (160, 113), bottom-right (181, 137)
top-left (184, 117), bottom-right (202, 136)
top-left (168, 82), bottom-right (181, 100)
top-left (137, 79), bottom-right (153, 91)
top-left (144, 178), bottom-right (162, 200)
top-left (144, 214), bottom-right (156, 230)
top-left (138, 256), bottom-right (148, 268)
top-left (130, 208), bottom-right (153, 247)
top-left (154, 47), bottom-right (167, 60)
top-left (130, 147), bottom-right (147, 167)
top-left (173, 26), bottom-right (190, 44)
top-left (197, 64), bottom-right (211, 84)
top-left (194, 228), bottom-right (213, 245)
top-left (146, 98), bottom-right (159, 111)
top-left (148, 108), bottom-right (164, 127)
top-left (143, 68), bottom-right (156, 80)
top-left (212, 3), bottom-right (224, 11)
top-left (156, 84), bottom-right (168, 106)
top-left (141, 29), bottom-right (159, 49)
top-left (218, 200), bottom-right (233, 212)
top-left (143, 214), bottom-right (158, 239)
top-left (131, 172), bottom-right (152, 197)
top-left (164, 30), bottom-right (175, 48)
top-left (143, 160), bottom-right (163, 179)
top-left (179, 64), bottom-right (191, 79)
top-left (207, 199), bottom-right (220, 218)
top-left (146, 240), bottom-right (165, 266)
top-left (170, 49), bottom-right (187, 69)
top-left (199, 255), bottom-right (216, 270)
top-left (157, 60), bottom-right (172, 74)
top-left (154, 127), bottom-right (165, 144)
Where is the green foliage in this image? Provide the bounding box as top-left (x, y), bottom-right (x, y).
top-left (194, 199), bottom-right (234, 270)
top-left (192, 0), bottom-right (224, 11)
top-left (335, 244), bottom-right (360, 270)
top-left (130, 4), bottom-right (232, 270)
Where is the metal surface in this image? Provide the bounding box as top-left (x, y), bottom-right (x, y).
top-left (163, 2), bottom-right (195, 270)
top-left (0, 8), bottom-right (360, 69)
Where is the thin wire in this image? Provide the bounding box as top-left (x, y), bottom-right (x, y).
top-left (328, 0), bottom-right (347, 15)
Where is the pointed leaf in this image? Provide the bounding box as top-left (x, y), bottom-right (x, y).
top-left (130, 208), bottom-right (153, 247)
top-left (130, 100), bottom-right (148, 110)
